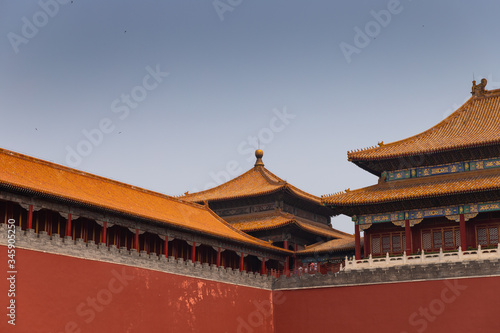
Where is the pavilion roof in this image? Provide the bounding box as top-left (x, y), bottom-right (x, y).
top-left (348, 86), bottom-right (500, 171)
top-left (180, 150), bottom-right (322, 205)
top-left (0, 147), bottom-right (290, 253)
top-left (225, 210), bottom-right (351, 239)
top-left (322, 168), bottom-right (500, 207)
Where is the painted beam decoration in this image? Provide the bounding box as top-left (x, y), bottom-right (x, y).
top-left (354, 200), bottom-right (500, 226)
top-left (385, 157), bottom-right (500, 181)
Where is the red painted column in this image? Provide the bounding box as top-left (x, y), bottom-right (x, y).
top-left (294, 244), bottom-right (298, 272)
top-left (239, 253), bottom-right (244, 272)
top-left (191, 242), bottom-right (196, 262)
top-left (460, 214), bottom-right (467, 250)
top-left (47, 213), bottom-right (52, 236)
top-left (261, 258), bottom-right (266, 275)
top-left (216, 247), bottom-right (221, 267)
top-left (27, 205), bottom-right (33, 229)
top-left (66, 213), bottom-right (72, 237)
top-left (405, 220), bottom-right (412, 254)
top-left (283, 240), bottom-right (289, 275)
top-left (164, 236), bottom-right (169, 257)
top-left (355, 224), bottom-right (361, 260)
top-left (364, 230), bottom-right (369, 258)
top-left (135, 229), bottom-right (140, 252)
top-left (101, 222), bottom-right (107, 244)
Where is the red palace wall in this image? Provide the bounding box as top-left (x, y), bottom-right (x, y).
top-left (273, 277), bottom-right (500, 333)
top-left (3, 245), bottom-right (500, 333)
top-left (0, 246), bottom-right (274, 333)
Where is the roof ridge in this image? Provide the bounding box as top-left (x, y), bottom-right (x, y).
top-left (348, 96), bottom-right (475, 159)
top-left (180, 167), bottom-right (257, 198)
top-left (0, 147), bottom-right (209, 210)
top-left (348, 86), bottom-right (500, 166)
top-left (257, 167), bottom-right (286, 185)
top-left (0, 147), bottom-right (295, 251)
top-left (259, 167), bottom-right (322, 203)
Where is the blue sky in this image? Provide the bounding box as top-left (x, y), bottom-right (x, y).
top-left (1, 0), bottom-right (500, 233)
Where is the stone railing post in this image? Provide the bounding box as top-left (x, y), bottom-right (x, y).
top-left (345, 256), bottom-right (352, 271)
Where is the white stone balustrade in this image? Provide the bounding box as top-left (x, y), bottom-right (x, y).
top-left (341, 244), bottom-right (500, 271)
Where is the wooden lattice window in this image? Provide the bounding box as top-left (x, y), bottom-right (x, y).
top-left (371, 237), bottom-right (381, 255)
top-left (371, 232), bottom-right (406, 256)
top-left (476, 224), bottom-right (500, 247)
top-left (421, 227), bottom-right (460, 251)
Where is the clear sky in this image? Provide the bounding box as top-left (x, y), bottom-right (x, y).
top-left (1, 0), bottom-right (500, 233)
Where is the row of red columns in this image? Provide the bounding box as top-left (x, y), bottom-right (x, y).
top-left (355, 214), bottom-right (469, 260)
top-left (22, 205), bottom-right (279, 274)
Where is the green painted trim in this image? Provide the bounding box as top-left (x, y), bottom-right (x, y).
top-left (385, 157), bottom-right (500, 182)
top-left (356, 200), bottom-right (499, 225)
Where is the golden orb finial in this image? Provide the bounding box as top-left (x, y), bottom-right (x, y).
top-left (254, 149), bottom-right (264, 167)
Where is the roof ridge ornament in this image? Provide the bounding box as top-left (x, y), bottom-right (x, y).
top-left (254, 149), bottom-right (264, 167)
top-left (471, 78), bottom-right (488, 97)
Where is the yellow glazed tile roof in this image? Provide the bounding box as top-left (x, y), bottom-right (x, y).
top-left (226, 211), bottom-right (351, 239)
top-left (180, 165), bottom-right (321, 204)
top-left (298, 237), bottom-right (360, 255)
top-left (348, 88), bottom-right (500, 161)
top-left (0, 147), bottom-right (289, 252)
top-left (322, 168), bottom-right (500, 206)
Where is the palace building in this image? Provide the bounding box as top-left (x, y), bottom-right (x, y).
top-left (181, 149), bottom-right (354, 273)
top-left (322, 79), bottom-right (500, 263)
top-left (1, 79), bottom-right (499, 332)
